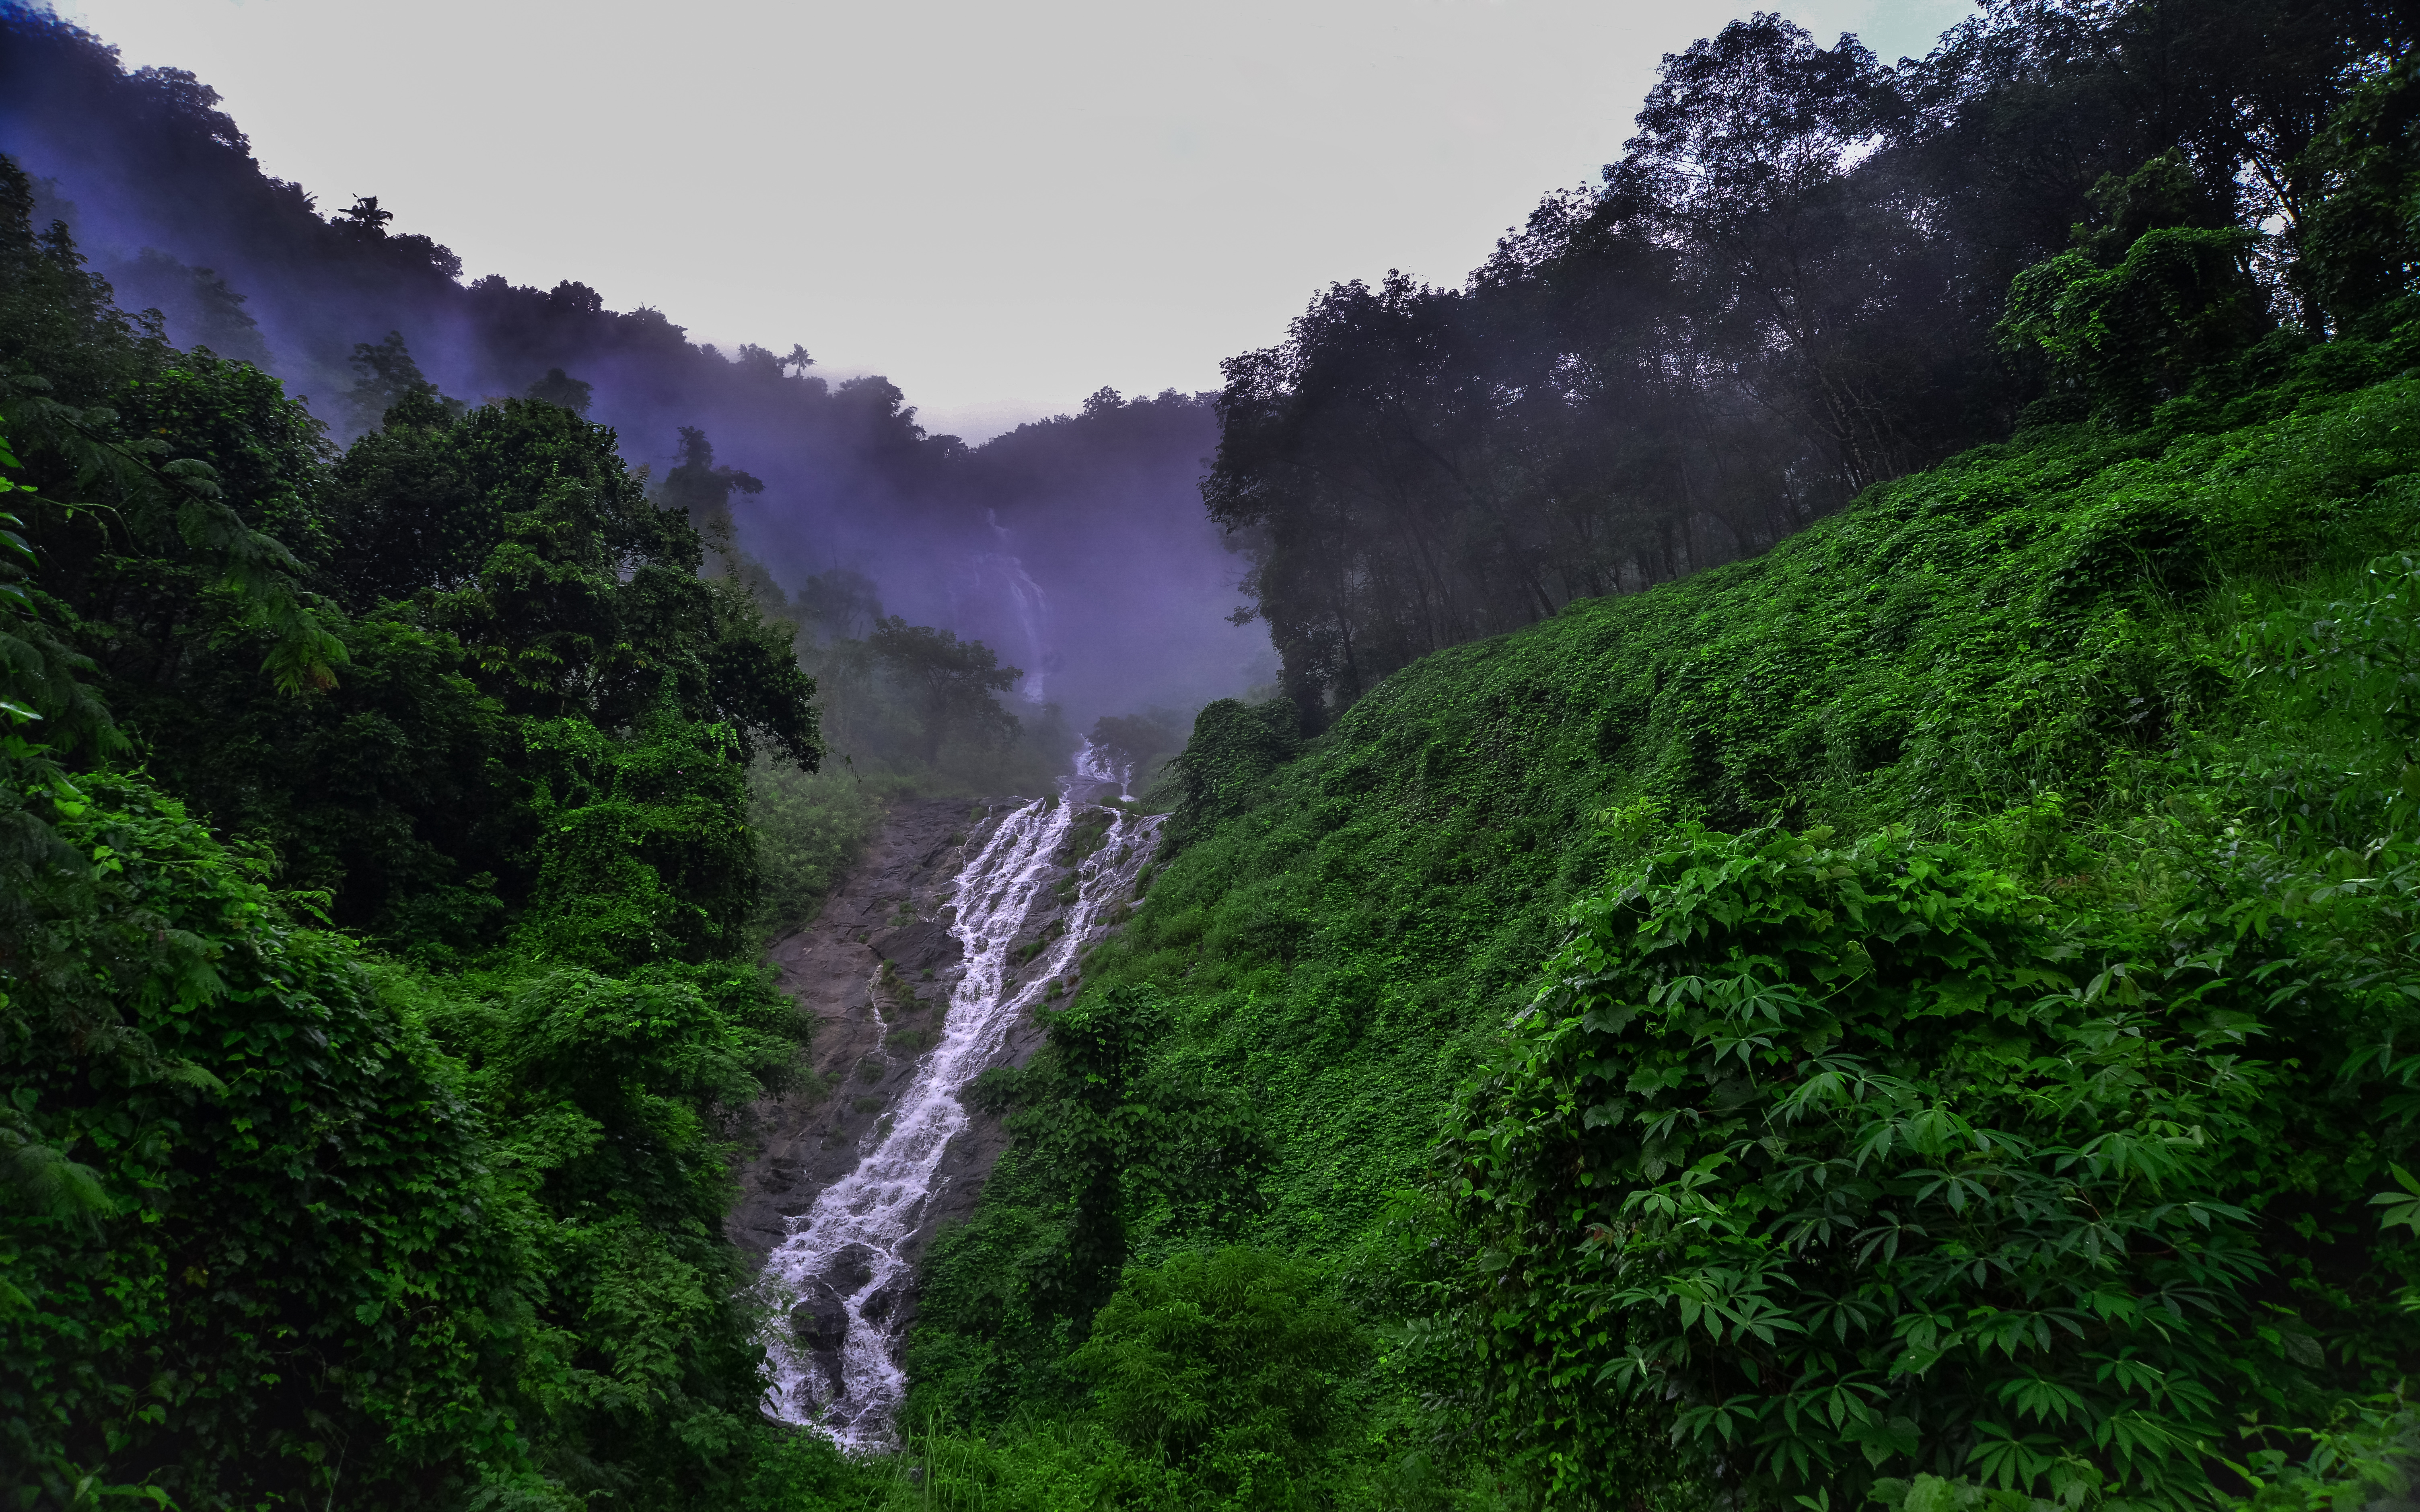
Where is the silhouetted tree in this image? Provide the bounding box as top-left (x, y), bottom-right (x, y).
top-left (342, 329), bottom-right (455, 436)
top-left (337, 193), bottom-right (392, 236)
top-left (867, 615), bottom-right (1018, 763)
top-left (525, 365), bottom-right (593, 414)
top-left (659, 424), bottom-right (763, 559)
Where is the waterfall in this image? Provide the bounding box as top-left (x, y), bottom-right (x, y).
top-left (971, 509), bottom-right (1054, 704)
top-left (758, 742), bottom-right (1161, 1448)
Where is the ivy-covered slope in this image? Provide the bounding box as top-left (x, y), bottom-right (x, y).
top-left (1130, 367), bottom-right (2420, 1240)
top-left (907, 360), bottom-right (2420, 1507)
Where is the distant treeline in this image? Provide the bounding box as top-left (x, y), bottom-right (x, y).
top-left (0, 4), bottom-right (938, 459)
top-left (1210, 0), bottom-right (2418, 727)
top-left (0, 6), bottom-right (1253, 721)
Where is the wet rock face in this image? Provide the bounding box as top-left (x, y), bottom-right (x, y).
top-left (791, 1282), bottom-right (851, 1352)
top-left (725, 799), bottom-right (980, 1257)
top-left (735, 801), bottom-right (995, 1424)
top-left (728, 796), bottom-right (1082, 1274)
top-left (869, 917), bottom-right (959, 976)
top-left (859, 1283), bottom-right (899, 1325)
top-left (736, 765), bottom-right (1162, 1447)
top-left (826, 1243), bottom-right (876, 1293)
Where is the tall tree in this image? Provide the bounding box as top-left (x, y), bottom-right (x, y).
top-left (866, 614), bottom-right (1019, 763)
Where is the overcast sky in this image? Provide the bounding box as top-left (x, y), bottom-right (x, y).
top-left (58, 0), bottom-right (1971, 438)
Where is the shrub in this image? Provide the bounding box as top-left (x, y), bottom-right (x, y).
top-left (1450, 822), bottom-right (2338, 1510)
top-left (1072, 1247), bottom-right (1364, 1505)
top-left (1, 777), bottom-right (525, 1509)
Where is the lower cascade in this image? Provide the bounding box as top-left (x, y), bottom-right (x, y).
top-left (758, 743), bottom-right (1161, 1448)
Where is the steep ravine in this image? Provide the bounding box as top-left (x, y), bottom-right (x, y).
top-left (731, 752), bottom-right (1160, 1448)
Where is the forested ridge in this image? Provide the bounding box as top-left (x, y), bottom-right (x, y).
top-left (9, 0), bottom-right (2420, 1508)
top-left (1208, 0), bottom-right (2415, 727)
top-left (0, 5), bottom-right (1251, 725)
top-left (0, 142), bottom-right (861, 1506)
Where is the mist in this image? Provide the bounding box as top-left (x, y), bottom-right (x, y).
top-left (0, 5), bottom-right (1271, 739)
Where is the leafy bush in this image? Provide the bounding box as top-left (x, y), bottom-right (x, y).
top-left (1072, 1247), bottom-right (1365, 1506)
top-left (2232, 1391), bottom-right (2420, 1512)
top-left (2000, 228), bottom-right (2271, 423)
top-left (1167, 698), bottom-right (1301, 849)
top-left (1451, 822), bottom-right (2328, 1508)
top-left (514, 708), bottom-right (759, 970)
top-left (2, 776), bottom-right (525, 1510)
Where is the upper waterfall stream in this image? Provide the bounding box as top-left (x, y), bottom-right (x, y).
top-left (758, 744), bottom-right (1161, 1448)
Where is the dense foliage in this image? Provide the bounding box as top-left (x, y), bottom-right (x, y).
top-left (0, 150), bottom-right (858, 1507)
top-left (0, 27), bottom-right (1186, 1506)
top-left (1455, 813), bottom-right (2408, 1507)
top-left (2, 772), bottom-right (523, 1508)
top-left (1072, 1247), bottom-right (1365, 1501)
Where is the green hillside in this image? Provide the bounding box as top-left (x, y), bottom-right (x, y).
top-left (901, 361), bottom-right (2420, 1508)
top-left (13, 2), bottom-right (2420, 1508)
top-left (12, 185), bottom-right (2420, 1512)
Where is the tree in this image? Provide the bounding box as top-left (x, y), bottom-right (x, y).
top-left (184, 393), bottom-right (820, 936)
top-left (792, 566), bottom-right (882, 643)
top-left (0, 174), bottom-right (827, 1507)
top-left (1998, 224), bottom-right (2270, 420)
top-left (657, 424), bottom-right (763, 563)
top-left (866, 614), bottom-right (1018, 763)
top-left (109, 249), bottom-right (274, 367)
top-left (2297, 48), bottom-right (2420, 335)
top-left (967, 986), bottom-right (1272, 1314)
top-left (525, 365), bottom-right (593, 414)
top-left (1615, 16), bottom-right (1969, 490)
top-left (1088, 707), bottom-right (1189, 771)
top-left (336, 192), bottom-right (392, 236)
top-left (2, 425), bottom-right (527, 1512)
top-left (1203, 0), bottom-right (2419, 723)
top-left (340, 329), bottom-right (454, 437)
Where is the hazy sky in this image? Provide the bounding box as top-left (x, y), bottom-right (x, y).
top-left (58, 0), bottom-right (1971, 439)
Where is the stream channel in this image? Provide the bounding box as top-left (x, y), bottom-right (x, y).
top-left (738, 743), bottom-right (1159, 1449)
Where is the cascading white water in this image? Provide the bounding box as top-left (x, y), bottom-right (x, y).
top-left (970, 509), bottom-right (1054, 704)
top-left (1082, 737), bottom-right (1136, 801)
top-left (758, 741), bottom-right (1160, 1449)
